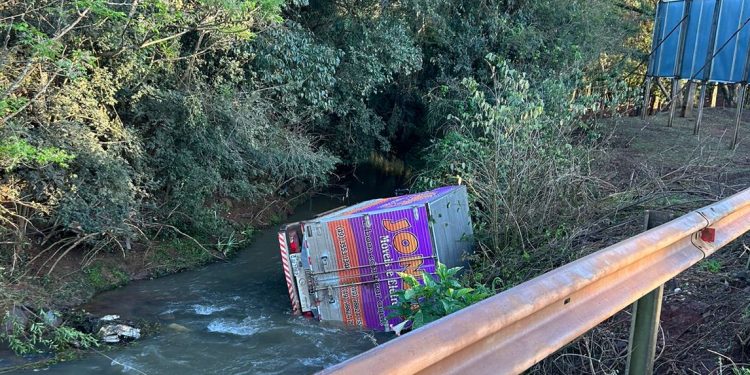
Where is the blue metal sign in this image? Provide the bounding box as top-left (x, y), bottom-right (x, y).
top-left (710, 0), bottom-right (750, 82)
top-left (650, 1), bottom-right (686, 77)
top-left (680, 0), bottom-right (717, 79)
top-left (649, 0), bottom-right (750, 83)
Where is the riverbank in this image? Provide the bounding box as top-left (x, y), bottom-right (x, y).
top-left (1, 195), bottom-right (298, 306)
top-left (0, 182), bottom-right (326, 371)
top-left (1, 163), bottom-right (408, 374)
top-left (0, 160), bottom-right (412, 369)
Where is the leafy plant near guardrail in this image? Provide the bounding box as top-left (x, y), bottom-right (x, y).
top-left (388, 263), bottom-right (495, 330)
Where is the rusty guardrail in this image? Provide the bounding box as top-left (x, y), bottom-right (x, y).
top-left (320, 187), bottom-right (750, 375)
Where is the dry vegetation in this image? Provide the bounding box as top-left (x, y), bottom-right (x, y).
top-left (529, 108), bottom-right (750, 374)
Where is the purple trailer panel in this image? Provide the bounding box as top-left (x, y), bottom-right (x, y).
top-left (366, 207), bottom-right (434, 329)
top-left (336, 186), bottom-right (457, 217)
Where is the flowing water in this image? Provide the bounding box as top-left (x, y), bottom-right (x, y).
top-left (6, 165), bottom-right (407, 375)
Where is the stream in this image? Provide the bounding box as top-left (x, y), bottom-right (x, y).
top-left (6, 165), bottom-right (406, 374)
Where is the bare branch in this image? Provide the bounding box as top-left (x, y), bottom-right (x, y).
top-left (139, 29), bottom-right (192, 49)
top-left (51, 7), bottom-right (91, 41)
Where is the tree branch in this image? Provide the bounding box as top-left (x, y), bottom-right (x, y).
top-left (52, 7), bottom-right (91, 41)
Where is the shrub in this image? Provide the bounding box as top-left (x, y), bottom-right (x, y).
top-left (388, 263), bottom-right (494, 330)
top-left (0, 0), bottom-right (339, 279)
top-left (1, 310), bottom-right (98, 355)
top-left (416, 56), bottom-right (628, 285)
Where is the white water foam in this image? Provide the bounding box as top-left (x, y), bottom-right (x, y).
top-left (110, 356), bottom-right (148, 375)
top-left (192, 304), bottom-right (231, 315)
top-left (299, 357), bottom-right (326, 367)
top-left (298, 353), bottom-right (350, 368)
top-left (207, 316), bottom-right (269, 336)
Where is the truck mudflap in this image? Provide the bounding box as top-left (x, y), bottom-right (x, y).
top-left (278, 231), bottom-right (301, 315)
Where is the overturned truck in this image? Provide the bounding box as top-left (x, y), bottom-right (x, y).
top-left (278, 185), bottom-right (473, 331)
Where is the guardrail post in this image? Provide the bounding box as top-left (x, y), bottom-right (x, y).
top-left (626, 211), bottom-right (673, 375)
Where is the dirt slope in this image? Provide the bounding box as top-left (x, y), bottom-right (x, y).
top-left (532, 108), bottom-right (750, 374)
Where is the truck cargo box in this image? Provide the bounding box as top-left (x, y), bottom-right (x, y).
top-left (278, 185), bottom-right (473, 331)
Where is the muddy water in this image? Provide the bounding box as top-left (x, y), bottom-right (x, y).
top-left (9, 166), bottom-right (407, 374)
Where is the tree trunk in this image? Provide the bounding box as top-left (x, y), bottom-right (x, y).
top-left (681, 81), bottom-right (696, 117)
top-left (710, 84), bottom-right (718, 107)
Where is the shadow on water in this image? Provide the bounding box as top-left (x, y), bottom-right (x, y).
top-left (5, 163), bottom-right (410, 375)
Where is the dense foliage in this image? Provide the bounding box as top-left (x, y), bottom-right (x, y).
top-left (0, 0), bottom-right (340, 279)
top-left (416, 57), bottom-right (637, 285)
top-left (389, 263), bottom-right (494, 331)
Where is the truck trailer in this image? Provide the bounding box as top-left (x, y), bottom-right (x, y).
top-left (278, 185), bottom-right (473, 331)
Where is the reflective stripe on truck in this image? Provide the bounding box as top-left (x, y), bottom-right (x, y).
top-left (279, 231), bottom-right (301, 315)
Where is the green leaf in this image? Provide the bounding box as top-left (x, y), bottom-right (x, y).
top-left (422, 272), bottom-right (437, 288)
top-left (398, 272), bottom-right (419, 288)
top-left (404, 288), bottom-right (416, 301)
top-left (456, 288), bottom-right (473, 298)
top-left (413, 310), bottom-right (425, 329)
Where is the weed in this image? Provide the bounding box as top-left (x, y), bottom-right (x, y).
top-left (701, 259), bottom-right (722, 274)
top-left (147, 239), bottom-right (214, 277)
top-left (216, 232), bottom-right (239, 257)
top-left (240, 226), bottom-right (256, 241)
top-left (83, 263), bottom-right (130, 291)
top-left (84, 265), bottom-right (107, 290)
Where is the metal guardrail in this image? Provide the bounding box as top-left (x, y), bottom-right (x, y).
top-left (320, 187), bottom-right (750, 375)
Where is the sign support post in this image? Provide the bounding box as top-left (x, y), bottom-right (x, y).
top-left (695, 82), bottom-right (708, 134)
top-left (668, 79), bottom-right (681, 127)
top-left (642, 77), bottom-right (653, 120)
top-left (669, 1), bottom-right (691, 127)
top-left (682, 81), bottom-right (696, 117)
top-left (733, 84), bottom-right (746, 149)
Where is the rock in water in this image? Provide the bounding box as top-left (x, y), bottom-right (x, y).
top-left (101, 334), bottom-right (121, 344)
top-left (167, 323), bottom-right (191, 333)
top-left (2, 306), bottom-right (28, 334)
top-left (42, 310), bottom-right (62, 327)
top-left (100, 314), bottom-right (120, 322)
top-left (98, 324), bottom-right (141, 344)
